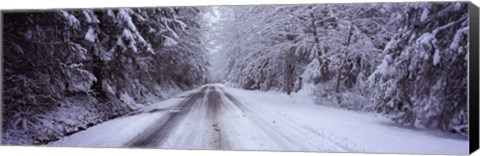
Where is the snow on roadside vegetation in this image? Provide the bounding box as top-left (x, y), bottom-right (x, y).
top-left (49, 95), bottom-right (185, 147)
top-left (48, 86), bottom-right (206, 147)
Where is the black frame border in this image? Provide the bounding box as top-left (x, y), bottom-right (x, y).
top-left (469, 1), bottom-right (479, 154)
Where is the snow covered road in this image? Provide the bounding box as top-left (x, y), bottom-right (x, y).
top-left (50, 84), bottom-right (468, 155)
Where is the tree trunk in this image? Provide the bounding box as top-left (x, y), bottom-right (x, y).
top-left (310, 12), bottom-right (331, 83)
top-left (335, 23), bottom-right (354, 105)
top-left (90, 45), bottom-right (108, 101)
top-left (285, 56), bottom-right (293, 95)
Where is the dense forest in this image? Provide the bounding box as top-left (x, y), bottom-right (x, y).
top-left (2, 2), bottom-right (469, 145)
top-left (212, 2), bottom-right (468, 134)
top-left (3, 8), bottom-right (210, 144)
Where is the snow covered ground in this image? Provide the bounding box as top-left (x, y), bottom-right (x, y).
top-left (49, 84), bottom-right (468, 155)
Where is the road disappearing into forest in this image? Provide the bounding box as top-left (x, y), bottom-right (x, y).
top-left (50, 84), bottom-right (468, 155)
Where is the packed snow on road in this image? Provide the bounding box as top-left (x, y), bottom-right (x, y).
top-left (50, 84), bottom-right (468, 155)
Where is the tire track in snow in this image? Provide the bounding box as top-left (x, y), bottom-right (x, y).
top-left (126, 85), bottom-right (360, 151)
top-left (275, 111), bottom-right (366, 152)
top-left (218, 87), bottom-right (357, 152)
top-left (205, 86), bottom-right (231, 149)
top-left (161, 85), bottom-right (231, 149)
top-left (124, 86), bottom-right (209, 147)
top-left (220, 92), bottom-right (319, 151)
top-left (217, 90), bottom-right (305, 150)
